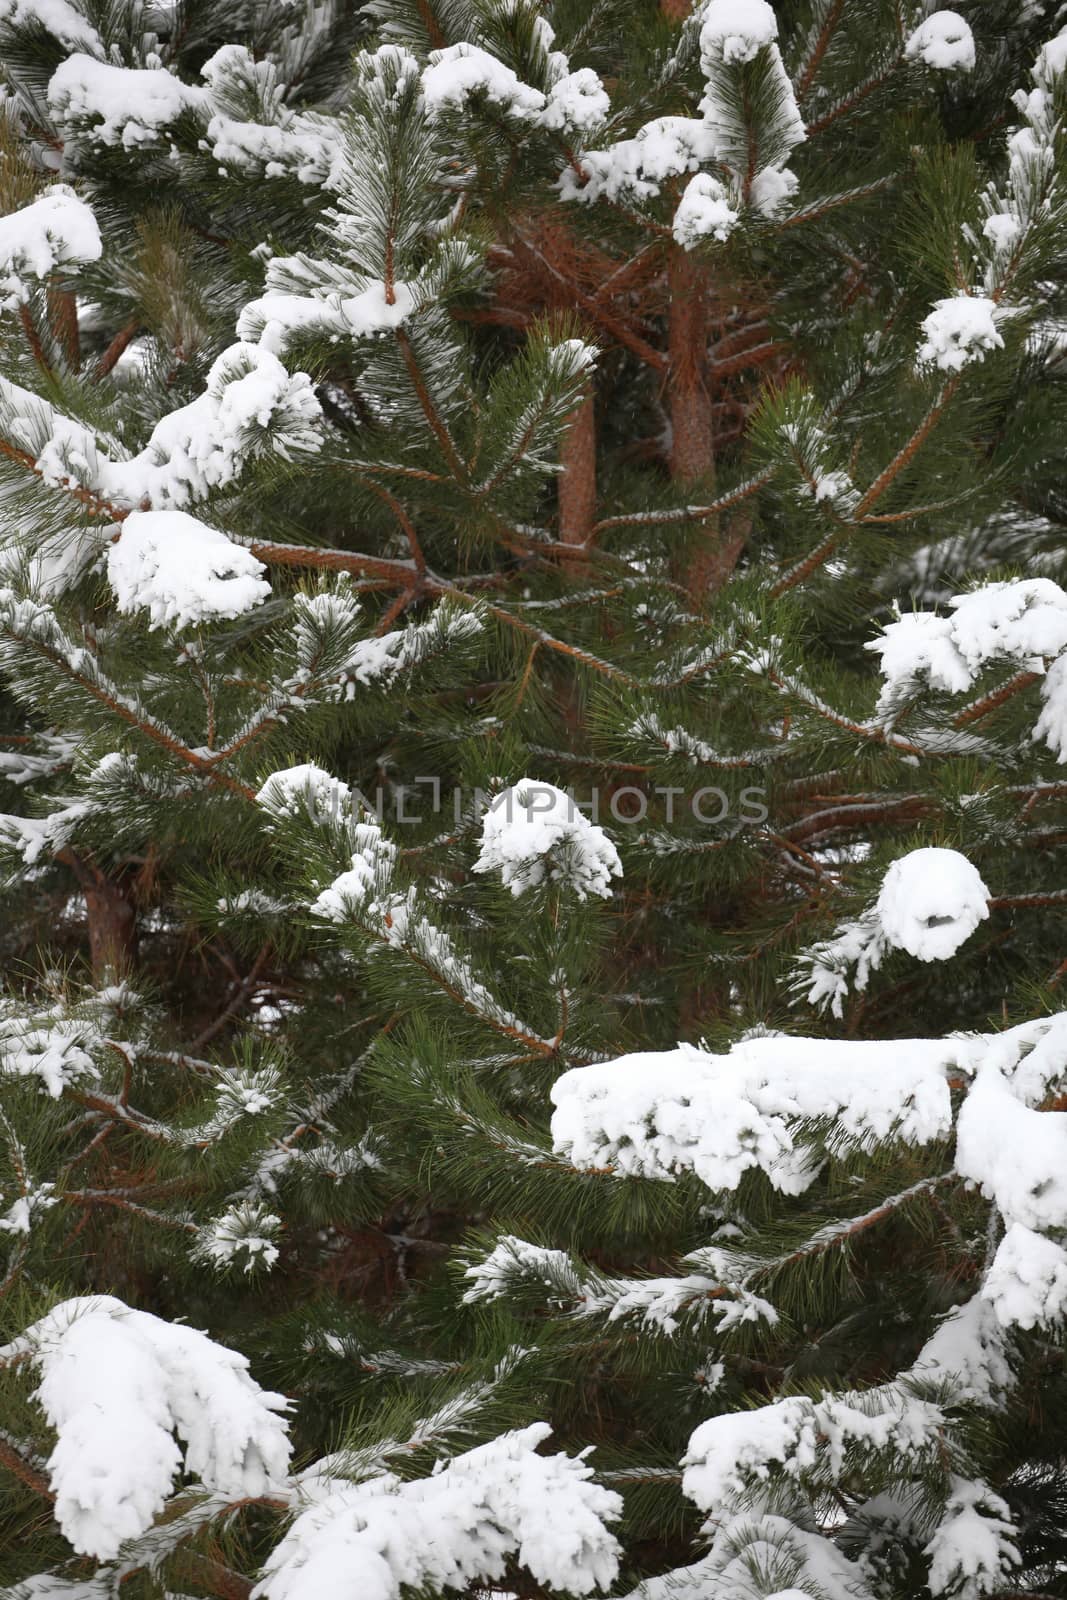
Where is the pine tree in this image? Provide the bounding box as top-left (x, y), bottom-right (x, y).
top-left (1, 0), bottom-right (1067, 1597)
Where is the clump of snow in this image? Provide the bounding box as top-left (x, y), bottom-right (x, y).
top-left (257, 763), bottom-right (352, 824)
top-left (673, 173), bottom-right (739, 248)
top-left (0, 186), bottom-right (101, 309)
top-left (422, 43), bottom-right (546, 120)
top-left (541, 68), bottom-right (610, 133)
top-left (682, 1397), bottom-right (817, 1509)
top-left (255, 1423), bottom-right (621, 1600)
top-left (916, 295), bottom-right (1003, 373)
top-left (48, 55), bottom-right (204, 147)
top-left (240, 277), bottom-right (416, 356)
top-left (905, 11), bottom-right (976, 73)
top-left (699, 0), bottom-right (778, 66)
top-left (0, 1012), bottom-right (98, 1096)
top-left (473, 780), bottom-right (622, 900)
top-left (107, 509), bottom-right (270, 630)
top-left (750, 164), bottom-right (799, 217)
top-left (1, 1296), bottom-right (291, 1560)
top-left (875, 846), bottom-right (989, 962)
top-left (1035, 653), bottom-right (1067, 759)
top-left (924, 1479), bottom-right (1020, 1599)
top-left (982, 1223), bottom-right (1067, 1330)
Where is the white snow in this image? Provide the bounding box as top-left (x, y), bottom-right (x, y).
top-left (916, 295), bottom-right (1004, 373)
top-left (874, 847), bottom-right (989, 962)
top-left (869, 579), bottom-right (1067, 753)
top-left (982, 1223), bottom-right (1067, 1330)
top-left (699, 0), bottom-right (779, 66)
top-left (311, 821), bottom-right (398, 920)
top-left (924, 1479), bottom-right (1020, 1599)
top-left (422, 44), bottom-right (546, 120)
top-left (540, 68), bottom-right (610, 134)
top-left (551, 1034), bottom-right (955, 1192)
top-left (48, 55), bottom-right (204, 147)
top-left (195, 1201), bottom-right (283, 1274)
top-left (0, 1013), bottom-right (98, 1096)
top-left (905, 11), bottom-right (976, 73)
top-left (955, 1068), bottom-right (1067, 1230)
top-left (239, 278), bottom-right (416, 356)
top-left (2, 341), bottom-right (322, 512)
top-left (257, 763), bottom-right (353, 823)
top-left (0, 0), bottom-right (102, 52)
top-left (682, 1397), bottom-right (817, 1508)
top-left (473, 780), bottom-right (622, 900)
top-left (107, 509), bottom-right (270, 630)
top-left (561, 118), bottom-right (719, 205)
top-left (0, 186), bottom-right (101, 309)
top-left (254, 1424), bottom-right (621, 1600)
top-left (673, 174), bottom-right (740, 248)
top-left (2, 1296), bottom-right (291, 1560)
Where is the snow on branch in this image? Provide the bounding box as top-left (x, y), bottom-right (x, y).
top-left (1, 1296), bottom-right (291, 1560)
top-left (0, 187), bottom-right (101, 310)
top-left (795, 845), bottom-right (990, 1017)
top-left (1, 340), bottom-right (321, 515)
top-left (108, 510), bottom-right (271, 630)
top-left (552, 1012), bottom-right (1067, 1200)
top-left (904, 12), bottom-right (976, 74)
top-left (868, 577), bottom-right (1067, 755)
top-left (255, 1423), bottom-right (621, 1600)
top-left (473, 780), bottom-right (622, 900)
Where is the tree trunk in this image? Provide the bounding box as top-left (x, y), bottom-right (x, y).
top-left (668, 245), bottom-right (715, 488)
top-left (85, 876), bottom-right (137, 982)
top-left (558, 382), bottom-right (597, 549)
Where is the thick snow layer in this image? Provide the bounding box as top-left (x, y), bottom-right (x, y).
top-left (683, 1384), bottom-right (944, 1514)
top-left (551, 1035), bottom-right (955, 1192)
top-left (682, 1397), bottom-right (817, 1508)
top-left (2, 1296), bottom-right (290, 1560)
top-left (874, 847), bottom-right (989, 962)
top-left (955, 1068), bottom-right (1067, 1230)
top-left (905, 11), bottom-right (976, 73)
top-left (0, 186), bottom-right (101, 308)
top-left (982, 1223), bottom-right (1067, 1330)
top-left (255, 1424), bottom-right (621, 1600)
top-left (916, 295), bottom-right (1003, 372)
top-left (48, 55), bottom-right (204, 147)
top-left (673, 173), bottom-right (739, 248)
top-left (699, 0), bottom-right (778, 66)
top-left (473, 780), bottom-right (622, 900)
top-left (422, 43), bottom-right (546, 120)
top-left (107, 509), bottom-right (270, 629)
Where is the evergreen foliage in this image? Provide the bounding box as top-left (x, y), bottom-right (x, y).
top-left (0, 0), bottom-right (1066, 1597)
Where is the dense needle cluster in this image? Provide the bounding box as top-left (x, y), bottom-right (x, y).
top-left (0, 1), bottom-right (1066, 1598)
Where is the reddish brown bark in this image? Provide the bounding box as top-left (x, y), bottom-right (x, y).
top-left (667, 246), bottom-right (714, 487)
top-left (558, 382), bottom-right (596, 548)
